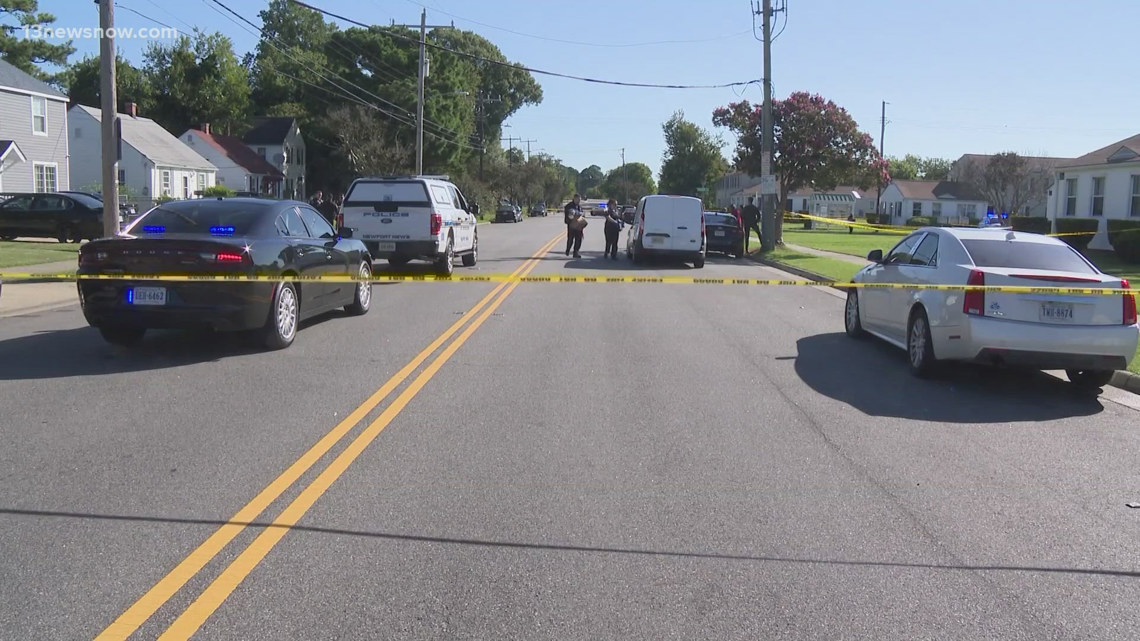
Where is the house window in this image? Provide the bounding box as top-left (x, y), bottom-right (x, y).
top-left (31, 96), bottom-right (47, 135)
top-left (1091, 177), bottom-right (1105, 216)
top-left (1131, 176), bottom-right (1140, 217)
top-left (1065, 178), bottom-right (1077, 216)
top-left (932, 202), bottom-right (942, 218)
top-left (198, 173), bottom-right (206, 191)
top-left (33, 163), bottom-right (57, 192)
top-left (161, 170), bottom-right (171, 195)
top-left (117, 169), bottom-right (125, 184)
top-left (257, 147), bottom-right (266, 158)
top-left (912, 202), bottom-right (922, 217)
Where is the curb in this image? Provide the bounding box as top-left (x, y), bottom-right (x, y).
top-left (749, 251), bottom-right (1140, 396)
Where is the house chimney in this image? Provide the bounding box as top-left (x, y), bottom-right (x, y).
top-left (126, 102), bottom-right (137, 117)
top-left (202, 123), bottom-right (210, 135)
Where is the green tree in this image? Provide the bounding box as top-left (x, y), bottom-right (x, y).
top-left (601, 162), bottom-right (656, 203)
top-left (143, 30), bottom-right (251, 135)
top-left (713, 92), bottom-right (883, 242)
top-left (327, 103), bottom-right (412, 176)
top-left (0, 0), bottom-right (74, 82)
top-left (659, 110), bottom-right (727, 203)
top-left (884, 154), bottom-right (952, 181)
top-left (577, 164), bottom-right (604, 197)
top-left (57, 54), bottom-right (151, 110)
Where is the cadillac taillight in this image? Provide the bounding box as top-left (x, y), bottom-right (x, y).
top-left (963, 269), bottom-right (985, 316)
top-left (1123, 279), bottom-right (1137, 326)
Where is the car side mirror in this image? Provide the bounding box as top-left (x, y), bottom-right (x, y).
top-left (338, 227), bottom-right (354, 239)
top-left (867, 249), bottom-right (883, 263)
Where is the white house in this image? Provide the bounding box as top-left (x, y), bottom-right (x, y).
top-left (68, 103), bottom-right (216, 205)
top-left (716, 171), bottom-right (762, 208)
top-left (0, 58), bottom-right (70, 192)
top-left (880, 180), bottom-right (989, 224)
top-left (1046, 133), bottom-right (1140, 251)
top-left (181, 124), bottom-right (284, 195)
top-left (241, 116), bottom-right (306, 199)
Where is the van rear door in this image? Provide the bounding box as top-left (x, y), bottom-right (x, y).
top-left (341, 180), bottom-right (434, 252)
top-left (665, 197), bottom-right (704, 252)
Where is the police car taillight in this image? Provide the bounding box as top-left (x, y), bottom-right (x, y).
top-left (430, 212), bottom-right (443, 236)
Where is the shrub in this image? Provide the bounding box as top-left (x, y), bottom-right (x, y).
top-left (201, 185), bottom-right (236, 197)
top-left (1108, 220), bottom-right (1140, 264)
top-left (905, 216), bottom-right (939, 227)
top-left (1054, 218), bottom-right (1099, 252)
top-left (155, 194), bottom-right (175, 204)
top-left (864, 212), bottom-right (879, 224)
top-left (1010, 216), bottom-right (1051, 235)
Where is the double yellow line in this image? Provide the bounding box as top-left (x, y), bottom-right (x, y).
top-left (96, 232), bottom-right (565, 640)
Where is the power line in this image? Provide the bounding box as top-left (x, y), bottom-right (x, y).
top-left (116, 3), bottom-right (179, 31)
top-left (290, 0), bottom-right (760, 90)
top-left (402, 0), bottom-right (753, 48)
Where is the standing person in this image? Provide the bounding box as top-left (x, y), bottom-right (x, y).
top-left (564, 193), bottom-right (585, 258)
top-left (603, 197), bottom-right (622, 259)
top-left (847, 212), bottom-right (856, 234)
top-left (309, 190), bottom-right (324, 208)
top-left (742, 196), bottom-right (763, 252)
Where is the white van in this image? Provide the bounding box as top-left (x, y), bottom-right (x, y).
top-left (339, 175), bottom-right (478, 276)
top-left (625, 195), bottom-right (706, 268)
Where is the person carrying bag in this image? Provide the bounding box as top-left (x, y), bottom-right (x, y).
top-left (564, 193), bottom-right (586, 258)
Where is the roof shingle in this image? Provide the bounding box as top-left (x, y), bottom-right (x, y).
top-left (1058, 133), bottom-right (1140, 168)
top-left (242, 117), bottom-right (297, 145)
top-left (72, 105), bottom-right (215, 170)
top-left (0, 58), bottom-right (67, 99)
top-left (187, 130), bottom-right (284, 178)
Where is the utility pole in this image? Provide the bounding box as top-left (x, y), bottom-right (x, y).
top-left (758, 0), bottom-right (777, 251)
top-left (98, 0), bottom-right (119, 238)
top-left (392, 10), bottom-right (451, 175)
top-left (521, 139), bottom-right (536, 162)
top-left (504, 135), bottom-right (520, 166)
top-left (876, 100), bottom-right (887, 218)
top-left (621, 148), bottom-right (627, 205)
top-left (475, 90), bottom-right (500, 181)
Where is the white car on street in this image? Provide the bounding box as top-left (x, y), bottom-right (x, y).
top-left (843, 226), bottom-right (1138, 389)
top-left (339, 175), bottom-right (478, 276)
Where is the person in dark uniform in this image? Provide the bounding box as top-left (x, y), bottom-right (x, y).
top-left (603, 197), bottom-right (622, 259)
top-left (742, 196), bottom-right (762, 251)
top-left (564, 193), bottom-right (584, 258)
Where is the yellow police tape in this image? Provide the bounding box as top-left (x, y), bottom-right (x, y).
top-left (787, 211), bottom-right (1131, 239)
top-left (1, 271), bottom-right (1134, 295)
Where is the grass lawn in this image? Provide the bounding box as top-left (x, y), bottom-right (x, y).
top-left (781, 227), bottom-right (908, 259)
top-left (756, 247), bottom-right (862, 283)
top-left (0, 240), bottom-right (81, 269)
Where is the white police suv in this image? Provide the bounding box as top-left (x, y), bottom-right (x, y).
top-left (339, 175), bottom-right (478, 276)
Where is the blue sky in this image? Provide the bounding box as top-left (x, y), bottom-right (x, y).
top-left (48, 0), bottom-right (1140, 179)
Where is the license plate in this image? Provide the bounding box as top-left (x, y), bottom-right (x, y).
top-left (650, 236), bottom-right (665, 245)
top-left (377, 242), bottom-right (396, 252)
top-left (129, 287), bottom-right (166, 306)
top-left (1040, 302), bottom-right (1074, 322)
top-left (714, 230), bottom-right (725, 237)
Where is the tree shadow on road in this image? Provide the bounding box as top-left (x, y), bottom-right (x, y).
top-left (794, 333), bottom-right (1105, 423)
top-left (0, 312), bottom-right (348, 381)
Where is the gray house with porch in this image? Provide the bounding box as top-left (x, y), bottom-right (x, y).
top-left (0, 59), bottom-right (70, 193)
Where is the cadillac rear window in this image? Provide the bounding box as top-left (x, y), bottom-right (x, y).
top-left (962, 239), bottom-right (1097, 274)
top-left (131, 204), bottom-right (265, 235)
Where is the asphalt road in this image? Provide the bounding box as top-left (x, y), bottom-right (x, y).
top-left (2, 214), bottom-right (1139, 640)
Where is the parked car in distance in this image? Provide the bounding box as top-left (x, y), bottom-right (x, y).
top-left (626, 195), bottom-right (706, 268)
top-left (0, 192), bottom-right (106, 243)
top-left (496, 202), bottom-right (523, 223)
top-left (703, 211), bottom-right (744, 258)
top-left (77, 197), bottom-right (374, 350)
top-left (529, 202), bottom-right (547, 217)
top-left (843, 226), bottom-right (1138, 389)
top-left (592, 202), bottom-right (608, 217)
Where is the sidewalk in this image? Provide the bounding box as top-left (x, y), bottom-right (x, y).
top-left (0, 260), bottom-right (80, 318)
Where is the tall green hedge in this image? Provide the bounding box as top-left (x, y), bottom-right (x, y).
top-left (1108, 220), bottom-right (1140, 264)
top-left (1010, 216), bottom-right (1052, 235)
top-left (1054, 218), bottom-right (1099, 252)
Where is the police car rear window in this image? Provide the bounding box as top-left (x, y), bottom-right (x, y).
top-left (345, 181), bottom-right (431, 206)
